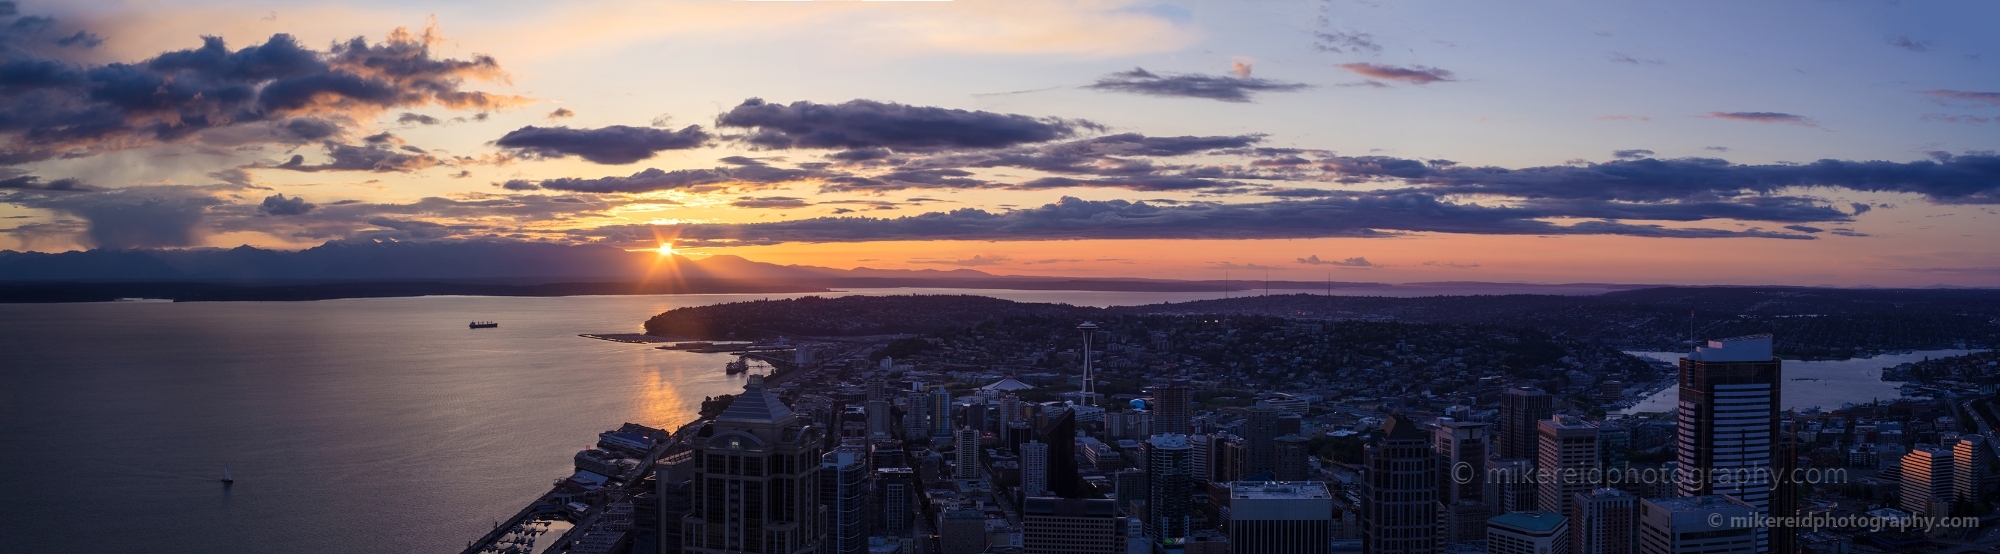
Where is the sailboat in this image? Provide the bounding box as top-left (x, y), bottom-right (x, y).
top-left (221, 465), bottom-right (234, 485)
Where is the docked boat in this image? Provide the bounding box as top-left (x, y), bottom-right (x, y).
top-left (470, 321), bottom-right (499, 329)
top-left (725, 358), bottom-right (749, 374)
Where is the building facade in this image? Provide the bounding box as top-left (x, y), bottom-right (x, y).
top-left (1487, 511), bottom-right (1570, 554)
top-left (1229, 481), bottom-right (1333, 554)
top-left (1537, 416), bottom-right (1600, 518)
top-left (682, 375), bottom-right (824, 554)
top-left (1363, 415), bottom-right (1437, 554)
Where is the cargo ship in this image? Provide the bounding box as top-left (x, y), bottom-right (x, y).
top-left (470, 321), bottom-right (499, 329)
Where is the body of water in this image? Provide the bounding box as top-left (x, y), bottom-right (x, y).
top-left (1619, 350), bottom-right (1973, 414)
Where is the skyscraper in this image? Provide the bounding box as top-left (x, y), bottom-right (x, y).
top-left (1537, 415), bottom-right (1599, 518)
top-left (1154, 379), bottom-right (1194, 437)
top-left (1900, 446), bottom-right (1954, 517)
top-left (682, 375), bottom-right (823, 554)
top-left (1363, 415), bottom-right (1436, 554)
top-left (821, 443), bottom-right (873, 554)
top-left (1483, 458), bottom-right (1538, 514)
top-left (1021, 439), bottom-right (1050, 497)
top-left (1571, 488), bottom-right (1635, 554)
top-left (1246, 402), bottom-right (1283, 475)
top-left (954, 427), bottom-right (981, 479)
top-left (1674, 334), bottom-right (1779, 552)
top-left (1275, 434), bottom-right (1311, 482)
top-left (1228, 481), bottom-right (1334, 554)
top-left (1499, 388), bottom-right (1552, 461)
top-left (1953, 435), bottom-right (1990, 503)
top-left (939, 508), bottom-right (988, 554)
top-left (876, 467), bottom-right (915, 538)
top-left (1145, 434), bottom-right (1194, 549)
top-left (1436, 418), bottom-right (1493, 543)
top-left (1042, 407), bottom-right (1083, 498)
top-left (930, 387), bottom-right (955, 439)
top-left (1486, 511), bottom-right (1570, 554)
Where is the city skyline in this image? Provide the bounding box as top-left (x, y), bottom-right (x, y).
top-left (1, 1), bottom-right (1998, 286)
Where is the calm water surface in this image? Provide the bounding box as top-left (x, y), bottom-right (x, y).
top-left (1620, 349), bottom-right (1974, 414)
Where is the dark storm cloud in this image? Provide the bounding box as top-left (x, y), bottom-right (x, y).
top-left (715, 98), bottom-right (1088, 151)
top-left (531, 163), bottom-right (823, 194)
top-left (1, 185), bottom-right (228, 248)
top-left (493, 125), bottom-right (709, 164)
top-left (619, 194), bottom-right (1812, 247)
top-left (1083, 67), bottom-right (1310, 103)
top-left (1919, 90), bottom-right (2000, 107)
top-left (258, 193), bottom-right (316, 215)
top-left (1705, 112), bottom-right (1818, 127)
top-left (0, 174), bottom-right (95, 191)
top-left (1336, 63), bottom-right (1454, 84)
top-left (0, 24), bottom-right (523, 165)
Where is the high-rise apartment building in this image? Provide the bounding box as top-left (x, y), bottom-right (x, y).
top-left (1145, 434), bottom-right (1195, 549)
top-left (1537, 415), bottom-right (1599, 518)
top-left (1154, 380), bottom-right (1194, 437)
top-left (1900, 446), bottom-right (1954, 517)
top-left (1674, 334), bottom-right (1780, 544)
top-left (1021, 497), bottom-right (1125, 554)
top-left (682, 375), bottom-right (823, 554)
top-left (1636, 496), bottom-right (1756, 554)
top-left (1363, 415), bottom-right (1436, 554)
top-left (1487, 511), bottom-right (1570, 554)
top-left (876, 467), bottom-right (915, 537)
top-left (1571, 488), bottom-right (1635, 554)
top-left (1953, 435), bottom-right (1991, 503)
top-left (1499, 388), bottom-right (1552, 461)
top-left (821, 444), bottom-right (873, 554)
top-left (1228, 481), bottom-right (1333, 554)
top-left (1021, 439), bottom-right (1050, 497)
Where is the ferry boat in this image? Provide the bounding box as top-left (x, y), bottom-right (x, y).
top-left (470, 321), bottom-right (499, 329)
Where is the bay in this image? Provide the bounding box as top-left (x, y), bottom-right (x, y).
top-left (1619, 350), bottom-right (1972, 414)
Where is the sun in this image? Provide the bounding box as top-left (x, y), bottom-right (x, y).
top-left (655, 243), bottom-right (675, 257)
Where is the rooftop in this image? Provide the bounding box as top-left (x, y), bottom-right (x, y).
top-left (717, 374), bottom-right (796, 425)
top-left (1690, 333), bottom-right (1774, 362)
top-left (1488, 511), bottom-right (1566, 533)
top-left (1645, 494), bottom-right (1755, 513)
top-left (1229, 481), bottom-right (1331, 500)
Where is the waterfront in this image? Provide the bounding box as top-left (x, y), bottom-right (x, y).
top-left (1620, 349), bottom-right (1976, 414)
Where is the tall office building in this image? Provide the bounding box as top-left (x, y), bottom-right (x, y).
top-left (954, 427), bottom-right (981, 479)
top-left (1191, 433), bottom-right (1217, 484)
top-left (1537, 416), bottom-right (1600, 518)
top-left (1146, 434), bottom-right (1195, 549)
top-left (1499, 388), bottom-right (1553, 461)
top-left (1674, 334), bottom-right (1780, 548)
top-left (1154, 380), bottom-right (1194, 437)
top-left (1042, 408), bottom-right (1083, 498)
top-left (1953, 435), bottom-right (1991, 503)
top-left (1275, 434), bottom-right (1311, 482)
top-left (1636, 496), bottom-right (1756, 554)
top-left (657, 452), bottom-right (695, 554)
top-left (1487, 511), bottom-right (1570, 554)
top-left (1571, 489), bottom-right (1635, 554)
top-left (1484, 458), bottom-right (1539, 514)
top-left (865, 400), bottom-right (892, 438)
top-left (930, 388), bottom-right (955, 438)
top-left (1900, 446), bottom-right (1954, 517)
top-left (1021, 497), bottom-right (1125, 554)
top-left (1434, 419), bottom-right (1491, 504)
top-left (1247, 402), bottom-right (1283, 475)
top-left (1021, 439), bottom-right (1050, 497)
top-left (1229, 481), bottom-right (1333, 554)
top-left (682, 375), bottom-right (823, 554)
top-left (1363, 415), bottom-right (1437, 554)
top-left (821, 444), bottom-right (873, 554)
top-left (876, 467), bottom-right (916, 537)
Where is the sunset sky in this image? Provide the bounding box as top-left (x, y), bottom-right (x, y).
top-left (2, 0), bottom-right (1997, 286)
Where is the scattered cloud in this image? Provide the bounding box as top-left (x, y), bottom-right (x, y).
top-left (1607, 52), bottom-right (1665, 65)
top-left (398, 113), bottom-right (443, 126)
top-left (548, 107), bottom-right (576, 119)
top-left (1336, 63), bottom-right (1454, 85)
top-left (530, 162), bottom-right (822, 194)
top-left (1611, 149), bottom-right (1654, 159)
top-left (1850, 202), bottom-right (1872, 215)
top-left (1703, 146), bottom-right (1731, 152)
top-left (1596, 115), bottom-right (1652, 122)
top-left (1297, 255), bottom-right (1374, 267)
top-left (1423, 261), bottom-right (1481, 269)
top-left (731, 196), bottom-right (812, 209)
top-left (494, 125), bottom-right (710, 164)
top-left (267, 142), bottom-right (443, 173)
top-left (1887, 35), bottom-right (1932, 52)
top-left (1917, 90), bottom-right (2000, 107)
top-left (1312, 30), bottom-right (1382, 54)
top-left (1920, 114), bottom-right (1993, 125)
top-left (1782, 224), bottom-right (1824, 234)
top-left (1085, 67), bottom-right (1311, 103)
top-left (1704, 112), bottom-right (1820, 128)
top-left (716, 98), bottom-right (1089, 152)
top-left (909, 254), bottom-right (1011, 266)
top-left (259, 194), bottom-right (317, 216)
